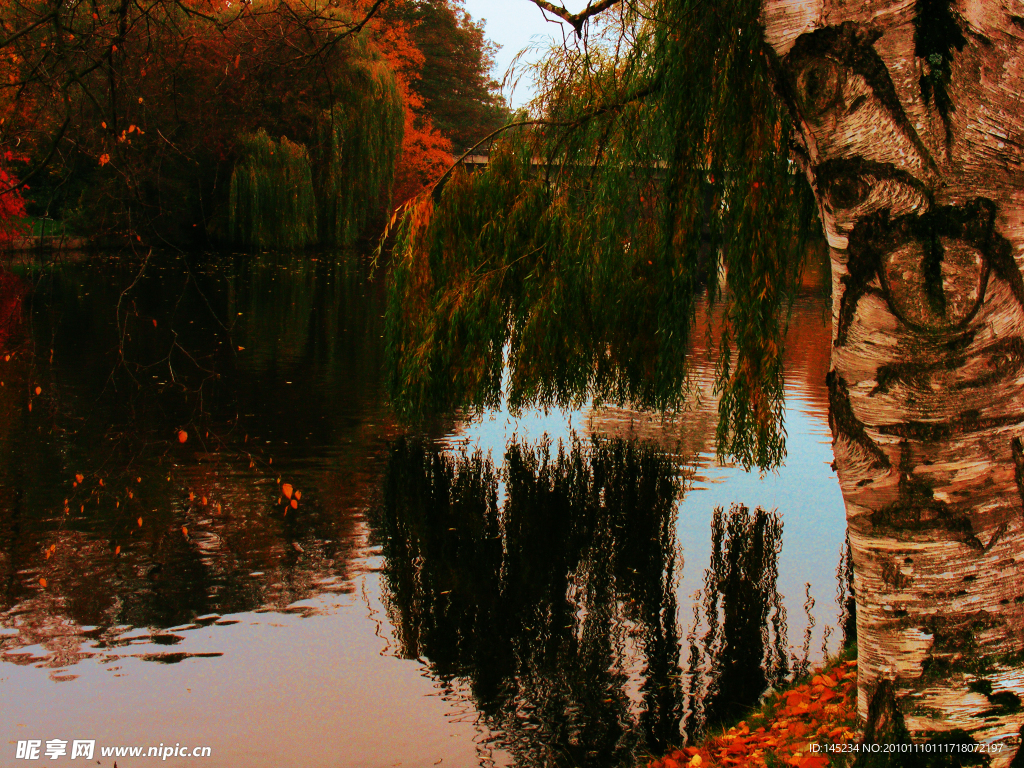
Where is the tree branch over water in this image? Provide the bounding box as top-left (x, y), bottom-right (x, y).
top-left (524, 0), bottom-right (622, 35)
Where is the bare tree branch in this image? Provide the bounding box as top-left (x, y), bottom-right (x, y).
top-left (0, 11), bottom-right (57, 50)
top-left (523, 0), bottom-right (622, 35)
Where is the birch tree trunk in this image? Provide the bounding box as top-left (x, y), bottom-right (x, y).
top-left (761, 0), bottom-right (1024, 760)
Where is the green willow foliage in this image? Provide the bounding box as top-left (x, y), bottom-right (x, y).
top-left (386, 0), bottom-right (818, 470)
top-left (229, 30), bottom-right (404, 250)
top-left (229, 130), bottom-right (317, 250)
top-left (314, 56), bottom-right (405, 246)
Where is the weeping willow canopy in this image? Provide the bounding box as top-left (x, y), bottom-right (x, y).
top-left (315, 57), bottom-right (404, 247)
top-left (229, 28), bottom-right (404, 249)
top-left (385, 0), bottom-right (818, 470)
top-left (229, 130), bottom-right (318, 250)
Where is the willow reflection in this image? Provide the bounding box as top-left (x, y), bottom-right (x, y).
top-left (373, 438), bottom-right (815, 764)
top-left (683, 504), bottom-right (788, 737)
top-left (373, 436), bottom-right (684, 765)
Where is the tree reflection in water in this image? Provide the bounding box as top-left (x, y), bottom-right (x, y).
top-left (374, 436), bottom-right (684, 765)
top-left (682, 504), bottom-right (788, 738)
top-left (374, 437), bottom-right (815, 765)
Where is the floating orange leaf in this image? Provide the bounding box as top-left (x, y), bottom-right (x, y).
top-left (281, 483), bottom-right (293, 499)
top-left (115, 545), bottom-right (121, 555)
top-left (137, 517), bottom-right (143, 527)
top-left (182, 526), bottom-right (188, 536)
top-left (177, 430), bottom-right (188, 443)
top-left (34, 385), bottom-right (41, 395)
top-left (290, 499), bottom-right (298, 509)
top-left (39, 577), bottom-right (46, 587)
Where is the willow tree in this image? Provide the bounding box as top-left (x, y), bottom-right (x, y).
top-left (228, 42), bottom-right (405, 250)
top-left (386, 0), bottom-right (1024, 760)
top-left (229, 131), bottom-right (317, 250)
top-left (313, 55), bottom-right (405, 247)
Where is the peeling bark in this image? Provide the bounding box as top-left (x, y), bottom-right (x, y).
top-left (763, 0), bottom-right (1024, 761)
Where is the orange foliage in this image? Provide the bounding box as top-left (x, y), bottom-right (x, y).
top-left (0, 155), bottom-right (28, 247)
top-left (647, 660), bottom-right (858, 768)
top-left (356, 0), bottom-right (452, 204)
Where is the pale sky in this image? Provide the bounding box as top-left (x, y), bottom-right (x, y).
top-left (462, 0), bottom-right (594, 108)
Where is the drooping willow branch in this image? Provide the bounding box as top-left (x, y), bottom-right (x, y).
top-left (384, 0), bottom-right (820, 472)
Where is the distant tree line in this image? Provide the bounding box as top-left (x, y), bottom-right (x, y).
top-left (0, 0), bottom-right (507, 248)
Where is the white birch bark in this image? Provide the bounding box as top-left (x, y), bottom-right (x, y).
top-left (762, 0), bottom-right (1024, 760)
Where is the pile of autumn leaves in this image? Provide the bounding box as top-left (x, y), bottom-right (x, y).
top-left (649, 659), bottom-right (859, 768)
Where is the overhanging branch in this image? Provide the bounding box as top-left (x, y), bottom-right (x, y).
top-left (524, 0), bottom-right (622, 35)
top-left (430, 80), bottom-right (659, 199)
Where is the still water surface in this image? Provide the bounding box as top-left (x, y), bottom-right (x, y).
top-left (0, 251), bottom-right (844, 767)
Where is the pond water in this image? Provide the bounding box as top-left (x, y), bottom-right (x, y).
top-left (0, 251), bottom-right (846, 768)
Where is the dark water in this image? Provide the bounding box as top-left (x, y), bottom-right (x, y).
top-left (0, 251), bottom-right (846, 767)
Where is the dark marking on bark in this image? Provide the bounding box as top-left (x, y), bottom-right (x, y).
top-left (842, 199), bottom-right (1001, 339)
top-left (877, 412), bottom-right (1024, 441)
top-left (881, 558), bottom-right (912, 588)
top-left (815, 157), bottom-right (930, 216)
top-left (924, 613), bottom-right (999, 658)
top-left (827, 370), bottom-right (890, 468)
top-left (869, 441), bottom-right (983, 548)
top-left (838, 533), bottom-right (857, 647)
top-left (871, 331), bottom-right (974, 394)
top-left (855, 678), bottom-right (913, 767)
top-left (787, 23), bottom-right (939, 174)
top-left (914, 0), bottom-right (967, 149)
top-left (968, 678), bottom-right (1022, 717)
top-left (1009, 726), bottom-right (1024, 768)
top-left (1012, 438), bottom-right (1024, 513)
top-left (984, 522), bottom-right (1008, 553)
top-left (871, 336), bottom-right (1024, 398)
top-left (836, 214), bottom-right (886, 345)
top-left (988, 235), bottom-right (1024, 316)
top-left (923, 220), bottom-right (947, 316)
